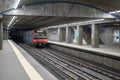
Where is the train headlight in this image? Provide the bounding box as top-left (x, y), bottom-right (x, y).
top-left (34, 40), bottom-right (36, 42)
top-left (45, 40), bottom-right (47, 42)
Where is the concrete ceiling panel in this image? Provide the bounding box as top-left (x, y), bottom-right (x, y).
top-left (2, 0), bottom-right (120, 30)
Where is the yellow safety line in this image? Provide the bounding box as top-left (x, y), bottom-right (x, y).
top-left (8, 40), bottom-right (44, 80)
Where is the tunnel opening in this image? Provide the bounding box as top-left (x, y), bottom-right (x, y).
top-left (9, 29), bottom-right (22, 43)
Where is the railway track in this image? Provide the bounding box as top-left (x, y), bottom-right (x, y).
top-left (42, 48), bottom-right (120, 79)
top-left (19, 43), bottom-right (120, 80)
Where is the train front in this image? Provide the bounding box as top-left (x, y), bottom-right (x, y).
top-left (33, 30), bottom-right (48, 47)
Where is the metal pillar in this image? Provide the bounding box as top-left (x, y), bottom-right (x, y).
top-left (0, 22), bottom-right (3, 50)
top-left (66, 27), bottom-right (72, 43)
top-left (76, 25), bottom-right (83, 45)
top-left (91, 24), bottom-right (99, 48)
top-left (58, 28), bottom-right (63, 42)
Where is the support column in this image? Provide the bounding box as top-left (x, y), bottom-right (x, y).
top-left (0, 22), bottom-right (3, 50)
top-left (91, 24), bottom-right (99, 48)
top-left (77, 25), bottom-right (83, 45)
top-left (66, 27), bottom-right (72, 43)
top-left (58, 28), bottom-right (63, 42)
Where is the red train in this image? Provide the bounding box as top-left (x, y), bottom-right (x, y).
top-left (22, 30), bottom-right (48, 47)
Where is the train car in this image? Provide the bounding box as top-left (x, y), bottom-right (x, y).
top-left (22, 30), bottom-right (48, 47)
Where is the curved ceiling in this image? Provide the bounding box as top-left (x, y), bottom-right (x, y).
top-left (19, 0), bottom-right (120, 12)
top-left (2, 0), bottom-right (120, 30)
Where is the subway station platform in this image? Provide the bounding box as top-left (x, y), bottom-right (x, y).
top-left (48, 41), bottom-right (120, 59)
top-left (0, 40), bottom-right (57, 80)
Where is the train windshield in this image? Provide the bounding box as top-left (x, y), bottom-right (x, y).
top-left (34, 31), bottom-right (47, 39)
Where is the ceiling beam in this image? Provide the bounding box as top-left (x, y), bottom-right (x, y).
top-left (41, 19), bottom-right (119, 29)
top-left (4, 3), bottom-right (114, 18)
top-left (26, 17), bottom-right (52, 25)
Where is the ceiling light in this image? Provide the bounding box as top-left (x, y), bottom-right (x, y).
top-left (16, 20), bottom-right (19, 22)
top-left (8, 16), bottom-right (16, 27)
top-left (7, 0), bottom-right (21, 28)
top-left (15, 0), bottom-right (21, 9)
top-left (109, 10), bottom-right (120, 14)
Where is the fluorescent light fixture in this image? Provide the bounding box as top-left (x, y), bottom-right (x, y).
top-left (7, 0), bottom-right (21, 28)
top-left (8, 16), bottom-right (16, 28)
top-left (109, 10), bottom-right (120, 14)
top-left (15, 0), bottom-right (21, 9)
top-left (16, 19), bottom-right (19, 21)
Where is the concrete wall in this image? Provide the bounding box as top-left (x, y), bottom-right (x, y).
top-left (48, 28), bottom-right (66, 42)
top-left (47, 26), bottom-right (120, 45)
top-left (50, 44), bottom-right (120, 71)
top-left (3, 30), bottom-right (8, 40)
top-left (48, 28), bottom-right (58, 41)
top-left (61, 28), bottom-right (66, 42)
top-left (100, 27), bottom-right (120, 45)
